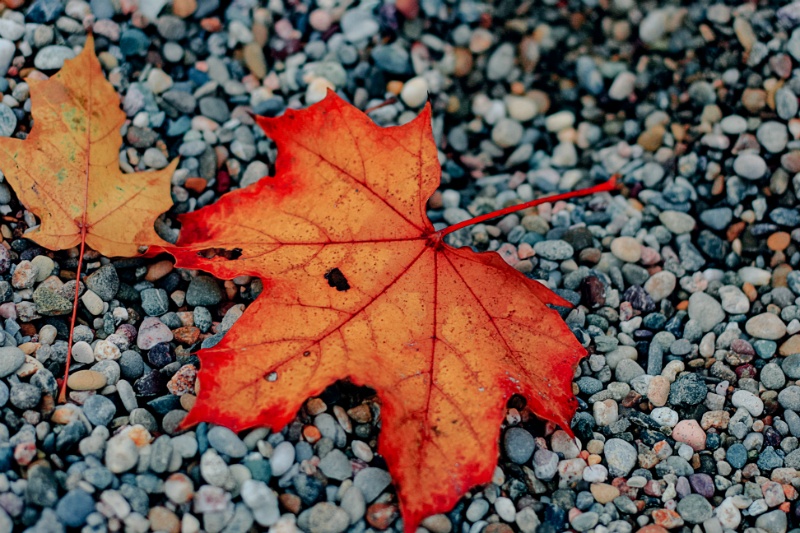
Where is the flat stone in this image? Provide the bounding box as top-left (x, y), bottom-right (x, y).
top-left (34, 45), bottom-right (75, 70)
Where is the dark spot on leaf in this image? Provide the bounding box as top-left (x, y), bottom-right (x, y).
top-left (303, 351), bottom-right (311, 357)
top-left (325, 268), bottom-right (350, 291)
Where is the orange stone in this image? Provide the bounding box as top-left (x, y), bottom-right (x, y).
top-left (767, 231), bottom-right (791, 251)
top-left (127, 425), bottom-right (153, 447)
top-left (184, 177), bottom-right (207, 194)
top-left (773, 264), bottom-right (792, 287)
top-left (386, 80), bottom-right (403, 95)
top-left (200, 17), bottom-right (222, 32)
top-left (279, 493), bottom-right (301, 513)
top-left (303, 425), bottom-right (321, 444)
top-left (367, 503), bottom-right (399, 530)
top-left (347, 404), bottom-right (372, 423)
top-left (453, 48), bottom-right (473, 78)
top-left (148, 507), bottom-right (180, 533)
top-left (173, 326), bottom-right (201, 345)
top-left (742, 282), bottom-right (758, 301)
top-left (651, 508), bottom-right (685, 529)
top-left (306, 397), bottom-right (327, 416)
top-left (173, 0), bottom-right (197, 17)
top-left (145, 260), bottom-right (174, 281)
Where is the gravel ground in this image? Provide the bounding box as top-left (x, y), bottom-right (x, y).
top-left (1, 0), bottom-right (800, 532)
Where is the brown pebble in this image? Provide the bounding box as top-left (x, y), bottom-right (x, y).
top-left (179, 394), bottom-right (196, 411)
top-left (782, 150), bottom-right (800, 173)
top-left (172, 326), bottom-right (200, 344)
top-left (637, 125), bottom-right (665, 151)
top-left (579, 247), bottom-right (602, 264)
top-left (780, 334), bottom-right (800, 356)
top-left (484, 526), bottom-right (513, 533)
top-left (243, 42), bottom-right (267, 79)
top-left (367, 503), bottom-right (399, 530)
top-left (172, 0), bottom-right (197, 18)
top-left (768, 232), bottom-right (791, 251)
top-left (148, 507), bottom-right (180, 533)
top-left (306, 397), bottom-right (327, 416)
top-left (67, 370), bottom-right (107, 391)
top-left (347, 404), bottom-right (372, 423)
top-left (428, 190), bottom-right (443, 209)
top-left (770, 53), bottom-right (793, 79)
top-left (453, 48), bottom-right (473, 78)
top-left (741, 88), bottom-right (766, 113)
top-left (145, 260), bottom-right (174, 281)
top-left (279, 493), bottom-right (301, 514)
top-left (421, 514), bottom-right (452, 533)
top-left (591, 483), bottom-right (620, 504)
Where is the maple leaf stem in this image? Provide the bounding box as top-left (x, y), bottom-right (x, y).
top-left (58, 227), bottom-right (87, 403)
top-left (436, 175), bottom-right (619, 238)
top-left (364, 97), bottom-right (398, 114)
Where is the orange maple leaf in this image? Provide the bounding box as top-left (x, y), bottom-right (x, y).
top-left (0, 35), bottom-right (177, 400)
top-left (0, 34), bottom-right (177, 256)
top-left (168, 93), bottom-right (614, 530)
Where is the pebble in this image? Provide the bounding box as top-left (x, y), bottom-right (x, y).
top-left (67, 370), bottom-right (107, 390)
top-left (491, 118), bottom-right (523, 148)
top-left (731, 390), bottom-right (764, 416)
top-left (745, 313), bottom-right (787, 340)
top-left (270, 441), bottom-right (295, 477)
top-left (354, 468), bottom-right (392, 503)
top-left (186, 276), bottom-right (224, 306)
top-left (659, 211), bottom-right (695, 234)
top-left (241, 480), bottom-right (280, 527)
top-left (687, 292), bottom-right (725, 332)
top-left (83, 394), bottom-right (116, 426)
top-left (105, 435), bottom-right (138, 473)
top-left (610, 236), bottom-right (641, 262)
top-left (608, 71), bottom-right (636, 100)
top-left (677, 494), bottom-right (713, 524)
top-left (34, 45), bottom-right (75, 70)
top-left (0, 347), bottom-right (24, 378)
top-left (318, 449), bottom-right (352, 481)
top-left (401, 77), bottom-right (429, 108)
top-left (671, 419), bottom-right (706, 450)
top-left (308, 502), bottom-right (349, 533)
top-left (733, 153), bottom-right (767, 179)
top-left (534, 240), bottom-right (573, 261)
top-left (644, 271), bottom-right (676, 301)
top-left (55, 489), bottom-right (94, 527)
top-left (207, 426), bottom-right (247, 458)
top-left (0, 104), bottom-right (16, 137)
top-left (604, 439), bottom-right (636, 477)
top-left (503, 427), bottom-right (535, 463)
top-left (137, 317), bottom-right (174, 349)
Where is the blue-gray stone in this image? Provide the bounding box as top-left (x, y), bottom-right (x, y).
top-left (55, 490), bottom-right (94, 528)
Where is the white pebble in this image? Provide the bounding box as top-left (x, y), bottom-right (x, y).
top-left (400, 76), bottom-right (429, 108)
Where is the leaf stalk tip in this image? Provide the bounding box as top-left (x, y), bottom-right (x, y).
top-left (437, 175), bottom-right (620, 239)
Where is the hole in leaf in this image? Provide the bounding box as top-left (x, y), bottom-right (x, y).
top-left (196, 247), bottom-right (243, 260)
top-left (265, 371), bottom-right (278, 382)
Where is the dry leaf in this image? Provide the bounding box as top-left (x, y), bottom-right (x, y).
top-left (0, 34), bottom-right (177, 257)
top-left (167, 93), bottom-right (599, 530)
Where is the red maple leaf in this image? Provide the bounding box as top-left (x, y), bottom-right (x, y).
top-left (166, 92), bottom-right (616, 530)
